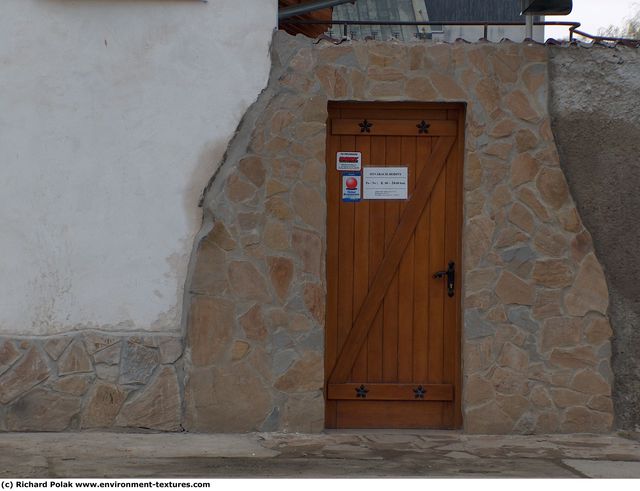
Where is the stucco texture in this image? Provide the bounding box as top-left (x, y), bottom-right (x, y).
top-left (183, 32), bottom-right (614, 434)
top-left (0, 0), bottom-right (276, 335)
top-left (549, 46), bottom-right (640, 431)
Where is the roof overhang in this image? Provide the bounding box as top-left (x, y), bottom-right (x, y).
top-left (522, 0), bottom-right (573, 15)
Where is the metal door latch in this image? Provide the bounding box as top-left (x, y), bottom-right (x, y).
top-left (433, 261), bottom-right (456, 298)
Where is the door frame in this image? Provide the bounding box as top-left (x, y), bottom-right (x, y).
top-left (324, 101), bottom-right (465, 429)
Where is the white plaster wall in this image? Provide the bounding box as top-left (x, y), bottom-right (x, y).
top-left (0, 0), bottom-right (277, 335)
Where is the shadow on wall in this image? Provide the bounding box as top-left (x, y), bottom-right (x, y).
top-left (549, 46), bottom-right (640, 431)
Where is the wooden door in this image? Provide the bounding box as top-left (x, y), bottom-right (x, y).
top-left (325, 102), bottom-right (464, 429)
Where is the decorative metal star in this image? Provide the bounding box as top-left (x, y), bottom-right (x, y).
top-left (359, 119), bottom-right (373, 133)
top-left (414, 385), bottom-right (426, 399)
top-left (416, 120), bottom-right (431, 134)
top-left (355, 384), bottom-right (369, 398)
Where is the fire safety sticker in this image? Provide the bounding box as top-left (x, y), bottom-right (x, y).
top-left (336, 152), bottom-right (362, 171)
top-left (363, 167), bottom-right (408, 200)
top-left (342, 172), bottom-right (361, 202)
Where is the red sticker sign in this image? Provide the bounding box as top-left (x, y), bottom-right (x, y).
top-left (336, 152), bottom-right (362, 171)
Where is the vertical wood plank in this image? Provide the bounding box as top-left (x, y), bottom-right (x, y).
top-left (337, 135), bottom-right (356, 360)
top-left (413, 137), bottom-right (432, 382)
top-left (367, 136), bottom-right (386, 383)
top-left (428, 139), bottom-right (446, 385)
top-left (351, 135), bottom-right (370, 381)
top-left (382, 136), bottom-right (401, 382)
top-left (397, 136), bottom-right (416, 383)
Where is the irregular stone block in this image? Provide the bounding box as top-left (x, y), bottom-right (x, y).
top-left (83, 332), bottom-right (120, 355)
top-left (6, 389), bottom-right (81, 431)
top-left (540, 317), bottom-right (581, 353)
top-left (92, 342), bottom-right (122, 366)
top-left (511, 153), bottom-right (540, 188)
top-left (536, 168), bottom-right (569, 210)
top-left (497, 342), bottom-right (529, 373)
top-left (550, 388), bottom-right (589, 408)
top-left (506, 306), bottom-right (538, 332)
top-left (275, 352), bottom-right (323, 393)
top-left (496, 393), bottom-right (530, 422)
top-left (49, 374), bottom-right (93, 396)
top-left (43, 337), bottom-right (73, 361)
top-left (0, 340), bottom-right (21, 376)
top-left (184, 364), bottom-right (270, 432)
top-left (263, 219), bottom-right (290, 251)
top-left (292, 228), bottom-right (322, 277)
top-left (532, 289), bottom-right (563, 320)
top-left (464, 216), bottom-right (495, 268)
top-left (565, 254), bottom-right (609, 317)
top-left (231, 341), bottom-right (250, 361)
top-left (265, 179), bottom-right (288, 198)
top-left (291, 183), bottom-right (324, 231)
top-left (530, 385), bottom-right (553, 409)
top-left (82, 382), bottom-right (127, 428)
top-left (117, 366), bottom-right (181, 431)
top-left (508, 202), bottom-right (535, 233)
top-left (490, 366), bottom-right (525, 396)
top-left (303, 282), bottom-right (325, 323)
top-left (0, 347), bottom-right (50, 404)
top-left (282, 391), bottom-right (324, 433)
top-left (464, 373), bottom-right (495, 407)
top-left (225, 173), bottom-right (256, 203)
top-left (571, 369), bottom-right (611, 396)
top-left (267, 256), bottom-right (294, 302)
top-left (464, 338), bottom-right (494, 372)
top-left (95, 364), bottom-right (119, 382)
top-left (465, 400), bottom-right (514, 434)
top-left (534, 411), bottom-right (560, 434)
top-left (506, 90), bottom-right (541, 123)
top-left (238, 156), bottom-right (266, 187)
top-left (239, 304), bottom-right (267, 341)
top-left (532, 226), bottom-right (567, 256)
top-left (561, 406), bottom-right (612, 433)
top-left (495, 271), bottom-right (535, 306)
top-left (273, 349), bottom-right (297, 376)
top-left (228, 261), bottom-right (271, 302)
top-left (208, 221), bottom-right (237, 251)
top-left (188, 296), bottom-right (234, 367)
top-left (464, 309), bottom-right (495, 340)
top-left (501, 246), bottom-right (535, 278)
top-left (158, 337), bottom-right (183, 364)
top-left (588, 395), bottom-right (614, 414)
top-left (549, 346), bottom-right (598, 369)
top-left (119, 340), bottom-right (159, 385)
top-left (532, 259), bottom-right (573, 289)
top-left (190, 239), bottom-right (228, 296)
top-left (584, 317), bottom-right (613, 346)
top-left (515, 129), bottom-right (538, 153)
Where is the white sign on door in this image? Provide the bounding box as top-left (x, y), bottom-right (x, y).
top-left (336, 152), bottom-right (362, 171)
top-left (363, 167), bottom-right (408, 200)
top-left (342, 172), bottom-right (361, 202)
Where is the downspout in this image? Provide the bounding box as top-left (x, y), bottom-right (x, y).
top-left (521, 0), bottom-right (534, 39)
top-left (279, 0), bottom-right (357, 20)
top-left (411, 0), bottom-right (429, 37)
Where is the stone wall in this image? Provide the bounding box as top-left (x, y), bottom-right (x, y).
top-left (1, 34), bottom-right (624, 434)
top-left (183, 32), bottom-right (615, 434)
top-left (0, 333), bottom-right (183, 431)
top-left (549, 45), bottom-right (640, 431)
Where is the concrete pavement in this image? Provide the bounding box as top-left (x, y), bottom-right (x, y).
top-left (1, 431), bottom-right (639, 478)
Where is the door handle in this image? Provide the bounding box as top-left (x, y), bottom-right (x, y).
top-left (433, 261), bottom-right (455, 298)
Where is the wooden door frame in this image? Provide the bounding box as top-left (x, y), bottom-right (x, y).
top-left (324, 101), bottom-right (465, 429)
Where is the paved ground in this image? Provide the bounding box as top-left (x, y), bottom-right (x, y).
top-left (1, 431), bottom-right (639, 478)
